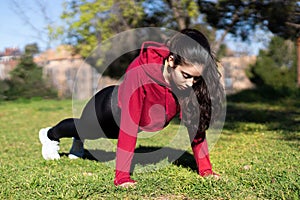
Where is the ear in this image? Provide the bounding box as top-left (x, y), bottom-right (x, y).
top-left (167, 55), bottom-right (175, 68)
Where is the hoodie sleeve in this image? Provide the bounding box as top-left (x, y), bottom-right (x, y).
top-left (114, 68), bottom-right (145, 185)
top-left (188, 130), bottom-right (214, 176)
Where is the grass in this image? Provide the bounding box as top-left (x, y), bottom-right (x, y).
top-left (0, 92), bottom-right (299, 200)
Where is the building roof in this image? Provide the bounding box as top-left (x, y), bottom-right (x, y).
top-left (0, 47), bottom-right (21, 57)
top-left (34, 45), bottom-right (82, 63)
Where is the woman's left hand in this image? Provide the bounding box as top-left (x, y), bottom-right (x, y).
top-left (118, 181), bottom-right (137, 188)
top-left (202, 171), bottom-right (221, 180)
top-left (210, 172), bottom-right (221, 180)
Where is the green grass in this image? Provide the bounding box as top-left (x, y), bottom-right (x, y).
top-left (0, 94), bottom-right (299, 200)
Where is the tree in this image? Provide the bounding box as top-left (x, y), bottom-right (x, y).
top-left (248, 36), bottom-right (297, 90)
top-left (59, 0), bottom-right (222, 55)
top-left (258, 1), bottom-right (300, 88)
top-left (5, 43), bottom-right (56, 99)
top-left (198, 0), bottom-right (269, 53)
top-left (147, 0), bottom-right (200, 30)
top-left (60, 0), bottom-right (145, 57)
top-left (142, 0), bottom-right (217, 44)
top-left (58, 0), bottom-right (219, 77)
top-left (199, 0), bottom-right (300, 87)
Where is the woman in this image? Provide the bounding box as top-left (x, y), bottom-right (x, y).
top-left (39, 28), bottom-right (224, 187)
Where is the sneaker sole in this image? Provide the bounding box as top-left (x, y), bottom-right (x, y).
top-left (39, 128), bottom-right (60, 160)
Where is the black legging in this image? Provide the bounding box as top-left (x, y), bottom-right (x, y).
top-left (48, 85), bottom-right (121, 141)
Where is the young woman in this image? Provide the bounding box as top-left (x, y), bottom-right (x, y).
top-left (39, 28), bottom-right (225, 187)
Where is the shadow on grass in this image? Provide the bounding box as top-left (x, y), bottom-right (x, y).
top-left (225, 87), bottom-right (300, 142)
top-left (227, 87), bottom-right (300, 104)
top-left (225, 104), bottom-right (300, 132)
top-left (132, 146), bottom-right (197, 172)
top-left (77, 146), bottom-right (197, 173)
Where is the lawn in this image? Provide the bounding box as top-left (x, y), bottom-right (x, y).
top-left (0, 92), bottom-right (299, 200)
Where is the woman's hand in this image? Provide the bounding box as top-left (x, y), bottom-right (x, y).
top-left (204, 172), bottom-right (221, 180)
top-left (210, 173), bottom-right (221, 180)
top-left (114, 177), bottom-right (136, 188)
top-left (118, 181), bottom-right (137, 188)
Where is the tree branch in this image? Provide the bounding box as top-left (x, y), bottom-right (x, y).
top-left (285, 21), bottom-right (300, 29)
top-left (166, 0), bottom-right (187, 30)
top-left (214, 12), bottom-right (239, 53)
top-left (10, 0), bottom-right (51, 48)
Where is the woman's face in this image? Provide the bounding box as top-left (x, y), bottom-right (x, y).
top-left (168, 59), bottom-right (203, 90)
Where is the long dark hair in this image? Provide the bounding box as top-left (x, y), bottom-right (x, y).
top-left (167, 29), bottom-right (225, 135)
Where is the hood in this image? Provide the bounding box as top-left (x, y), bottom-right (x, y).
top-left (137, 41), bottom-right (170, 86)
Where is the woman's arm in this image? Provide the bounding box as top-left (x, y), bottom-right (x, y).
top-left (114, 69), bottom-right (145, 186)
top-left (188, 130), bottom-right (215, 176)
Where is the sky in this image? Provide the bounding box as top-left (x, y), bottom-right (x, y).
top-left (0, 0), bottom-right (269, 55)
top-left (0, 0), bottom-right (63, 51)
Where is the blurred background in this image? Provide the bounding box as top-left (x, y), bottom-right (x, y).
top-left (0, 0), bottom-right (299, 100)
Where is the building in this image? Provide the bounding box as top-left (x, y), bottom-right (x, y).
top-left (0, 47), bottom-right (21, 80)
top-left (33, 45), bottom-right (257, 98)
top-left (220, 55), bottom-right (256, 94)
top-left (34, 45), bottom-right (118, 100)
top-left (35, 45), bottom-right (97, 99)
top-left (0, 44), bottom-right (256, 98)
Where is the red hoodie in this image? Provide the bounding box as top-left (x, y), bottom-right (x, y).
top-left (114, 41), bottom-right (213, 185)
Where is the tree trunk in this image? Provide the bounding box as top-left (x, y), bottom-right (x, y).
top-left (166, 0), bottom-right (187, 30)
top-left (171, 3), bottom-right (186, 30)
top-left (297, 37), bottom-right (300, 87)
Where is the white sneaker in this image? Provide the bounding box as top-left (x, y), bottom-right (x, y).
top-left (39, 127), bottom-right (60, 160)
top-left (68, 138), bottom-right (84, 159)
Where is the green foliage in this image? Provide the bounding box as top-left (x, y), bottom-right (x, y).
top-left (4, 44), bottom-right (56, 100)
top-left (61, 0), bottom-right (145, 58)
top-left (216, 43), bottom-right (227, 58)
top-left (259, 0), bottom-right (300, 40)
top-left (0, 96), bottom-right (299, 199)
top-left (199, 0), bottom-right (259, 40)
top-left (200, 0), bottom-right (300, 41)
top-left (57, 0), bottom-right (219, 78)
top-left (0, 80), bottom-right (9, 100)
top-left (248, 36), bottom-right (297, 91)
top-left (24, 43), bottom-right (39, 55)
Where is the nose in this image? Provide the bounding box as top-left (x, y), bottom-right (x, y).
top-left (186, 78), bottom-right (194, 87)
top-left (193, 77), bottom-right (198, 84)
